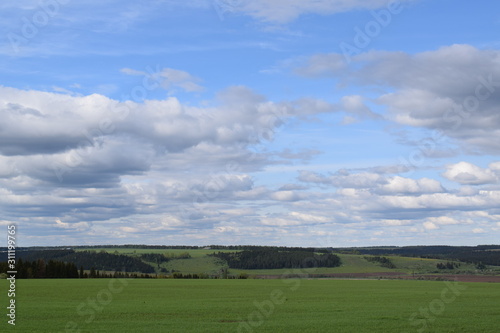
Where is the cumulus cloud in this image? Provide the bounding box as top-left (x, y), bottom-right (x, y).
top-left (3, 43), bottom-right (500, 246)
top-left (270, 190), bottom-right (303, 201)
top-left (423, 221), bottom-right (439, 230)
top-left (55, 219), bottom-right (90, 231)
top-left (425, 216), bottom-right (463, 226)
top-left (380, 176), bottom-right (444, 194)
top-left (339, 95), bottom-right (381, 122)
top-left (293, 165), bottom-right (500, 237)
top-left (0, 85), bottom-right (333, 160)
top-left (295, 45), bottom-right (500, 154)
top-left (299, 169), bottom-right (445, 195)
top-left (443, 161), bottom-right (499, 185)
top-left (0, 84), bottom-right (341, 236)
top-left (298, 169), bottom-right (385, 188)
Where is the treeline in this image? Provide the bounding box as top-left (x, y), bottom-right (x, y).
top-left (74, 245), bottom-right (201, 250)
top-left (205, 246), bottom-right (333, 253)
top-left (140, 252), bottom-right (191, 262)
top-left (364, 256), bottom-right (396, 269)
top-left (0, 259), bottom-right (79, 278)
top-left (140, 253), bottom-right (170, 265)
top-left (0, 259), bottom-right (157, 279)
top-left (337, 245), bottom-right (500, 266)
top-left (210, 249), bottom-right (341, 269)
top-left (1, 245), bottom-right (336, 252)
top-left (436, 262), bottom-right (460, 270)
top-left (13, 249), bottom-right (155, 273)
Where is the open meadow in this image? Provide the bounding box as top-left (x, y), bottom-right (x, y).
top-left (1, 278), bottom-right (498, 332)
top-left (72, 247), bottom-right (493, 278)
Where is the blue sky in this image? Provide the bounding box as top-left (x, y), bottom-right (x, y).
top-left (1, 0), bottom-right (500, 247)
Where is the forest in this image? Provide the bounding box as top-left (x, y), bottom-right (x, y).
top-left (10, 249), bottom-right (155, 273)
top-left (338, 245), bottom-right (500, 266)
top-left (209, 248), bottom-right (341, 269)
top-left (363, 256), bottom-right (396, 268)
top-left (2, 245), bottom-right (499, 278)
top-left (0, 259), bottom-right (155, 279)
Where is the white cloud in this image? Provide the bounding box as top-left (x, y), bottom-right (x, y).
top-left (443, 161), bottom-right (498, 185)
top-left (339, 95), bottom-right (381, 121)
top-left (270, 190), bottom-right (302, 201)
top-left (260, 217), bottom-right (301, 226)
top-left (425, 216), bottom-right (462, 226)
top-left (0, 85), bottom-right (342, 236)
top-left (379, 219), bottom-right (411, 226)
top-left (0, 85), bottom-right (334, 160)
top-left (381, 176), bottom-right (444, 194)
top-left (120, 226), bottom-right (140, 233)
top-left (289, 211), bottom-right (330, 223)
top-left (300, 169), bottom-right (445, 196)
top-left (296, 45), bottom-right (500, 154)
top-left (298, 169), bottom-right (385, 188)
top-left (423, 221), bottom-right (439, 230)
top-left (55, 219), bottom-right (90, 231)
top-left (489, 161), bottom-right (500, 171)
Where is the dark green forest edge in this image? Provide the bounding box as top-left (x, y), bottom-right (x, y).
top-left (1, 245), bottom-right (500, 279)
top-left (209, 249), bottom-right (341, 269)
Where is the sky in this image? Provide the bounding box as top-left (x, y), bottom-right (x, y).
top-left (1, 0), bottom-right (500, 247)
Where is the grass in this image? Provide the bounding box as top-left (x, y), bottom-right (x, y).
top-left (163, 256), bottom-right (226, 275)
top-left (1, 279), bottom-right (498, 332)
top-left (75, 248), bottom-right (493, 276)
top-left (71, 247), bottom-right (500, 279)
top-left (228, 254), bottom-right (480, 276)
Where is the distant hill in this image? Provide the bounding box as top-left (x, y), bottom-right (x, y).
top-left (330, 245), bottom-right (500, 266)
top-left (2, 245), bottom-right (499, 278)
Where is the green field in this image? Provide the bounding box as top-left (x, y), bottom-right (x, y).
top-left (1, 279), bottom-right (498, 332)
top-left (74, 248), bottom-right (488, 277)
